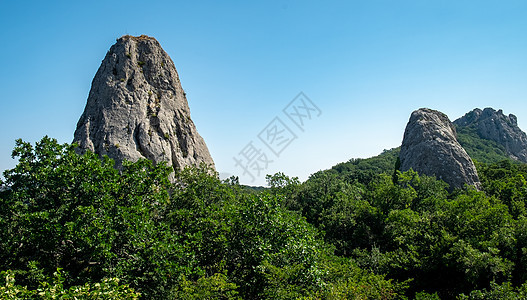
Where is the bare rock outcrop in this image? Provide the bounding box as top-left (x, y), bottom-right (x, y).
top-left (399, 108), bottom-right (480, 190)
top-left (453, 108), bottom-right (527, 163)
top-left (74, 35), bottom-right (215, 171)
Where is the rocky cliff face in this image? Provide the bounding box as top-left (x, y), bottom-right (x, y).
top-left (74, 35), bottom-right (215, 171)
top-left (399, 108), bottom-right (480, 190)
top-left (453, 108), bottom-right (527, 163)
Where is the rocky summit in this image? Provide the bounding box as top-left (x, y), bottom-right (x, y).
top-left (454, 108), bottom-right (527, 163)
top-left (399, 108), bottom-right (480, 190)
top-left (74, 35), bottom-right (215, 171)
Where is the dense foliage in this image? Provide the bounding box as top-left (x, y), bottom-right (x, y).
top-left (0, 137), bottom-right (402, 299)
top-left (2, 136), bottom-right (527, 299)
top-left (329, 148), bottom-right (400, 184)
top-left (268, 149), bottom-right (527, 299)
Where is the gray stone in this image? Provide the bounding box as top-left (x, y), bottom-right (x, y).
top-left (399, 108), bottom-right (480, 190)
top-left (74, 35), bottom-right (215, 172)
top-left (454, 108), bottom-right (527, 162)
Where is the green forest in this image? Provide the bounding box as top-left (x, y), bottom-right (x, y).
top-left (2, 135), bottom-right (527, 299)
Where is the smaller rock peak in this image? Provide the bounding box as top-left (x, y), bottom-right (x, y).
top-left (453, 108), bottom-right (482, 127)
top-left (400, 108), bottom-right (480, 191)
top-left (481, 107), bottom-right (506, 118)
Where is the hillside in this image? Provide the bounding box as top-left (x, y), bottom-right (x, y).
top-left (326, 126), bottom-right (513, 182)
top-left (328, 147), bottom-right (400, 184)
top-left (455, 125), bottom-right (512, 163)
top-left (324, 108), bottom-right (527, 184)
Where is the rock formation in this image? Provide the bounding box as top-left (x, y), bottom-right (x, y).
top-left (399, 108), bottom-right (480, 190)
top-left (453, 108), bottom-right (527, 163)
top-left (74, 35), bottom-right (215, 171)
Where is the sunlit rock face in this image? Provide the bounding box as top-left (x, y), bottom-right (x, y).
top-left (74, 35), bottom-right (215, 172)
top-left (400, 108), bottom-right (480, 191)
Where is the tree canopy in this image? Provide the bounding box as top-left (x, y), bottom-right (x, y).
top-left (2, 136), bottom-right (527, 299)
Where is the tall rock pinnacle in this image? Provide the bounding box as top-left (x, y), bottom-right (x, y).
top-left (399, 108), bottom-right (480, 190)
top-left (74, 35), bottom-right (215, 171)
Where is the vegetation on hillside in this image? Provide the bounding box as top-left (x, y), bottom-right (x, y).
top-left (2, 136), bottom-right (527, 299)
top-left (455, 125), bottom-right (512, 164)
top-left (329, 147), bottom-right (400, 184)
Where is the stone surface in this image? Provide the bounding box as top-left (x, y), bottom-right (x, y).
top-left (454, 108), bottom-right (527, 163)
top-left (74, 35), bottom-right (215, 171)
top-left (399, 108), bottom-right (480, 190)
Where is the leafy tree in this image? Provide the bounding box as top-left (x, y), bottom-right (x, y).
top-left (477, 160), bottom-right (527, 218)
top-left (169, 168), bottom-right (329, 297)
top-left (458, 281), bottom-right (527, 299)
top-left (0, 137), bottom-right (191, 298)
top-left (0, 269), bottom-right (140, 299)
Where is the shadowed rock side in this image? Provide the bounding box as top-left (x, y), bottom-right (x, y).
top-left (74, 35), bottom-right (215, 171)
top-left (399, 108), bottom-right (480, 191)
top-left (454, 108), bottom-right (527, 163)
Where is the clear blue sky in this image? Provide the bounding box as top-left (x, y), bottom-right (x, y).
top-left (1, 0), bottom-right (526, 185)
